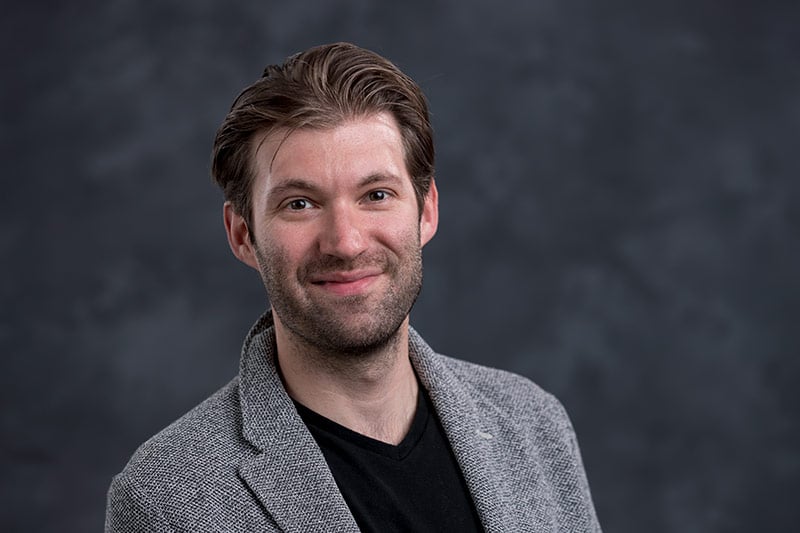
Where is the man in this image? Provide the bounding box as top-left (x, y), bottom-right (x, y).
top-left (106, 42), bottom-right (601, 532)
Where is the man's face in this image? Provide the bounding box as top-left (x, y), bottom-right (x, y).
top-left (235, 113), bottom-right (438, 355)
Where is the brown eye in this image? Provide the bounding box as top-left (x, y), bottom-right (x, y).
top-left (287, 199), bottom-right (311, 210)
top-left (367, 190), bottom-right (388, 202)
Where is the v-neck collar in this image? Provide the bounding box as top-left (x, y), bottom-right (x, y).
top-left (293, 388), bottom-right (430, 461)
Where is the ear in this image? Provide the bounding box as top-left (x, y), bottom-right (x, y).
top-left (419, 179), bottom-right (439, 247)
top-left (223, 202), bottom-right (259, 270)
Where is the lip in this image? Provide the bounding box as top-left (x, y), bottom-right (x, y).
top-left (309, 270), bottom-right (382, 296)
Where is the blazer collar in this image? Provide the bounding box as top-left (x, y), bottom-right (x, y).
top-left (408, 328), bottom-right (523, 531)
top-left (236, 313), bottom-right (522, 531)
top-left (236, 312), bottom-right (359, 532)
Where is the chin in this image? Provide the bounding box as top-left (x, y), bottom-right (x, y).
top-left (295, 314), bottom-right (406, 358)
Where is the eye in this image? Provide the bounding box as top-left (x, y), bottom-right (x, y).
top-left (287, 198), bottom-right (313, 210)
top-left (366, 190), bottom-right (389, 202)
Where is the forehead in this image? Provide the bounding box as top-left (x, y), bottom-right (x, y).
top-left (250, 113), bottom-right (409, 190)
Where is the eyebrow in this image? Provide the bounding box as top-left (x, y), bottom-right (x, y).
top-left (358, 172), bottom-right (405, 188)
top-left (266, 179), bottom-right (320, 201)
top-left (267, 173), bottom-right (405, 200)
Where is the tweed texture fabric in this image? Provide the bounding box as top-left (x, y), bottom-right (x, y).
top-left (106, 313), bottom-right (601, 532)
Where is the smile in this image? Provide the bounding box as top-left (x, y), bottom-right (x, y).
top-left (309, 271), bottom-right (382, 297)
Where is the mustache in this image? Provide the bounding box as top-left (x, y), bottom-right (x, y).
top-left (299, 251), bottom-right (391, 279)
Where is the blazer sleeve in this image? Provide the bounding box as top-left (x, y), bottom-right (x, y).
top-left (105, 473), bottom-right (176, 533)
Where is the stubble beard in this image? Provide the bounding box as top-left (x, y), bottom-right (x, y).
top-left (254, 239), bottom-right (423, 360)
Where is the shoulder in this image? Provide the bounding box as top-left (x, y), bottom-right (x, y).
top-left (110, 378), bottom-right (253, 504)
top-left (429, 352), bottom-right (577, 440)
top-left (434, 353), bottom-right (565, 410)
top-left (409, 328), bottom-right (573, 434)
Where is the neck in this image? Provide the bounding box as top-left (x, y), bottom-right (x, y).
top-left (273, 314), bottom-right (419, 445)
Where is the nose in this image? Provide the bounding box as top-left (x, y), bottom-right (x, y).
top-left (318, 202), bottom-right (368, 260)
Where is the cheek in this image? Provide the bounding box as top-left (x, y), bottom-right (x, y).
top-left (377, 218), bottom-right (422, 254)
top-left (259, 226), bottom-right (317, 265)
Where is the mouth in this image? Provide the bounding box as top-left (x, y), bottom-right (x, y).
top-left (308, 270), bottom-right (382, 297)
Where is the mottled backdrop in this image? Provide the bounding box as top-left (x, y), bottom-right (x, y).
top-left (2, 1), bottom-right (798, 532)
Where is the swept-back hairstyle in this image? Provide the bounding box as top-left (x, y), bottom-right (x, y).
top-left (211, 42), bottom-right (434, 230)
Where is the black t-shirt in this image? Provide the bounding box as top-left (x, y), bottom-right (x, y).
top-left (295, 389), bottom-right (484, 533)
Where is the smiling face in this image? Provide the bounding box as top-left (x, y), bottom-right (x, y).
top-left (224, 113), bottom-right (438, 356)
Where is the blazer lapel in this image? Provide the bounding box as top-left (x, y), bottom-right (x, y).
top-left (236, 313), bottom-right (359, 533)
top-left (238, 437), bottom-right (358, 533)
top-left (409, 328), bottom-right (527, 532)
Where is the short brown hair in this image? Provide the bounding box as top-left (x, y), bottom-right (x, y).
top-left (211, 42), bottom-right (435, 229)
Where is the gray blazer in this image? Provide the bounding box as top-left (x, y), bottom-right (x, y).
top-left (106, 313), bottom-right (601, 532)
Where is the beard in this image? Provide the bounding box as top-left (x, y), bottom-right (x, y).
top-left (254, 238), bottom-right (423, 358)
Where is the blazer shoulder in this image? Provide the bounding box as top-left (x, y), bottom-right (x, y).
top-left (430, 353), bottom-right (574, 433)
top-left (107, 377), bottom-right (290, 532)
top-left (113, 377), bottom-right (251, 494)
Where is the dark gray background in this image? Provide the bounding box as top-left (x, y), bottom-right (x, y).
top-left (2, 1), bottom-right (798, 531)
